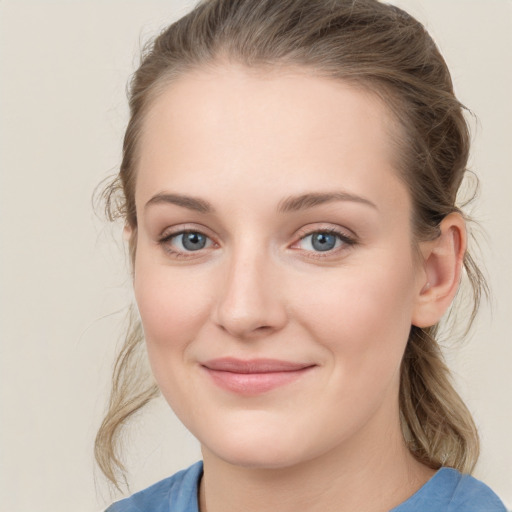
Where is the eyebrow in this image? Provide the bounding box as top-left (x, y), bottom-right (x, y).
top-left (144, 190), bottom-right (378, 214)
top-left (277, 191), bottom-right (378, 213)
top-left (145, 193), bottom-right (214, 213)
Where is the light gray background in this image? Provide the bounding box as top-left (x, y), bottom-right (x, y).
top-left (0, 1), bottom-right (510, 510)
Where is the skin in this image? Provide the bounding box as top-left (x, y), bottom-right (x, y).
top-left (130, 64), bottom-right (465, 512)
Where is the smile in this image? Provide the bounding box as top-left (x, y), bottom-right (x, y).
top-left (201, 358), bottom-right (316, 395)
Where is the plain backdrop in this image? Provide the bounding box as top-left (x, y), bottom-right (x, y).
top-left (0, 1), bottom-right (511, 510)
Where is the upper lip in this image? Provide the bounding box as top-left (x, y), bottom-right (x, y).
top-left (201, 358), bottom-right (315, 373)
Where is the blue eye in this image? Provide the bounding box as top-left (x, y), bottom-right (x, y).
top-left (298, 231), bottom-right (347, 252)
top-left (182, 232), bottom-right (207, 251)
top-left (167, 231), bottom-right (212, 252)
top-left (310, 232), bottom-right (338, 251)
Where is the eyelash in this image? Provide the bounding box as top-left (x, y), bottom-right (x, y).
top-left (158, 227), bottom-right (357, 259)
top-left (292, 228), bottom-right (357, 259)
top-left (158, 229), bottom-right (216, 259)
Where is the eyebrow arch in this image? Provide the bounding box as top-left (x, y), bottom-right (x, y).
top-left (144, 193), bottom-right (214, 214)
top-left (277, 191), bottom-right (378, 213)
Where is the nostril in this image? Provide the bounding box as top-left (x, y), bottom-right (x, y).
top-left (255, 325), bottom-right (273, 332)
top-left (214, 317), bottom-right (279, 340)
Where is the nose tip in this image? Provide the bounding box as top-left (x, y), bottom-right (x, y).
top-left (212, 256), bottom-right (287, 339)
top-left (217, 316), bottom-right (277, 339)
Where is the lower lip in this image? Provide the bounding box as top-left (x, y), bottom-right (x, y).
top-left (202, 367), bottom-right (314, 395)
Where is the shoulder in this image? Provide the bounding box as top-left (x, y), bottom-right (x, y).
top-left (446, 469), bottom-right (508, 512)
top-left (392, 467), bottom-right (507, 512)
top-left (104, 461), bottom-right (203, 512)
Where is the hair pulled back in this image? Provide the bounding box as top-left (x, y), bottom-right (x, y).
top-left (96, 0), bottom-right (487, 489)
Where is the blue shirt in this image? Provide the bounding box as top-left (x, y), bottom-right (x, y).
top-left (105, 461), bottom-right (507, 512)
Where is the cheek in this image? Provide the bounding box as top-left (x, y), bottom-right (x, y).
top-left (293, 254), bottom-right (416, 371)
top-left (133, 251), bottom-right (212, 359)
top-left (288, 256), bottom-right (417, 439)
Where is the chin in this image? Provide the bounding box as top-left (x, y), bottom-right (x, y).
top-left (199, 420), bottom-right (335, 472)
top-left (199, 424), bottom-right (308, 470)
top-left (212, 447), bottom-right (303, 470)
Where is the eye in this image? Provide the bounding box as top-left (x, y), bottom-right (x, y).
top-left (301, 232), bottom-right (340, 252)
top-left (160, 230), bottom-right (214, 254)
top-left (294, 229), bottom-right (355, 254)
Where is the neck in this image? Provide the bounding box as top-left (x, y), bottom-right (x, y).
top-left (198, 417), bottom-right (435, 512)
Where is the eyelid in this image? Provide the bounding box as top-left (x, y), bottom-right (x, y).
top-left (158, 222), bottom-right (215, 239)
top-left (294, 223), bottom-right (357, 242)
top-left (158, 224), bottom-right (218, 258)
top-left (290, 224), bottom-right (358, 257)
top-left (156, 222), bottom-right (357, 260)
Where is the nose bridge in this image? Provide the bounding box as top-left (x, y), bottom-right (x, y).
top-left (213, 237), bottom-right (286, 338)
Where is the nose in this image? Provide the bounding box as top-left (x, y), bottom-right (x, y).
top-left (212, 246), bottom-right (288, 339)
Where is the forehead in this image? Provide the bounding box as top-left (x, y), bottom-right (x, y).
top-left (135, 64), bottom-right (407, 213)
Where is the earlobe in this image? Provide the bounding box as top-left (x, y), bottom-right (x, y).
top-left (412, 213), bottom-right (466, 328)
top-left (123, 223), bottom-right (133, 242)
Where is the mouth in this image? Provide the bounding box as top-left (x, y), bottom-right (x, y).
top-left (200, 358), bottom-right (316, 395)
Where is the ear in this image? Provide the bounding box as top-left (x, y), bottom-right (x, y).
top-left (411, 213), bottom-right (466, 328)
top-left (123, 222), bottom-right (133, 241)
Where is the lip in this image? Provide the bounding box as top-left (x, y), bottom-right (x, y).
top-left (201, 358), bottom-right (316, 395)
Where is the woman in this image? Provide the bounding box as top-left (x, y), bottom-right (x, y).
top-left (96, 0), bottom-right (507, 510)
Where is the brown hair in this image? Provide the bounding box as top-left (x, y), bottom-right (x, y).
top-left (95, 0), bottom-right (488, 489)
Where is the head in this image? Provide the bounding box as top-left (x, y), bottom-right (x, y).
top-left (96, 0), bottom-right (486, 488)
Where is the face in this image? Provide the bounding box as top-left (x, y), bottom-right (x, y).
top-left (132, 64), bottom-right (426, 469)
